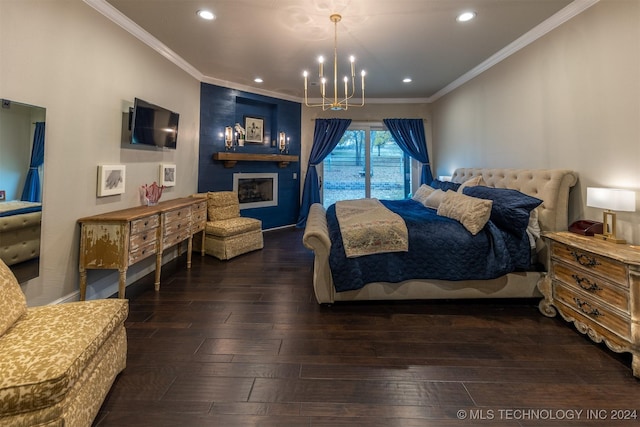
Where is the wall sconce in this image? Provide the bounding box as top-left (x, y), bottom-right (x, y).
top-left (224, 126), bottom-right (233, 150)
top-left (278, 132), bottom-right (286, 153)
top-left (586, 187), bottom-right (636, 244)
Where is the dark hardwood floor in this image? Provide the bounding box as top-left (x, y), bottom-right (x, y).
top-left (95, 227), bottom-right (639, 427)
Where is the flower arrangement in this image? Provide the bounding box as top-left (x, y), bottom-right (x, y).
top-left (234, 123), bottom-right (246, 140)
top-left (140, 182), bottom-right (165, 206)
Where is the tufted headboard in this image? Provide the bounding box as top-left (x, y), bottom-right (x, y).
top-left (450, 168), bottom-right (578, 232)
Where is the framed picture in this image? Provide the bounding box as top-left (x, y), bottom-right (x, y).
top-left (159, 163), bottom-right (176, 187)
top-left (97, 164), bottom-right (126, 197)
top-left (244, 116), bottom-right (264, 143)
top-left (0, 190), bottom-right (5, 201)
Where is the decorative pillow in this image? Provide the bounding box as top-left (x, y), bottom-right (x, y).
top-left (429, 179), bottom-right (461, 192)
top-left (412, 184), bottom-right (435, 205)
top-left (463, 186), bottom-right (542, 235)
top-left (457, 175), bottom-right (486, 192)
top-left (526, 208), bottom-right (542, 247)
top-left (437, 190), bottom-right (493, 235)
top-left (0, 258), bottom-right (27, 336)
top-left (424, 189), bottom-right (446, 209)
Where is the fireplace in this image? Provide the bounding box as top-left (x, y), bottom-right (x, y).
top-left (233, 173), bottom-right (278, 209)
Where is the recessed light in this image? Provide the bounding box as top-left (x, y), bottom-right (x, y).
top-left (403, 77), bottom-right (412, 83)
top-left (254, 77), bottom-right (263, 83)
top-left (456, 11), bottom-right (476, 22)
top-left (197, 10), bottom-right (215, 20)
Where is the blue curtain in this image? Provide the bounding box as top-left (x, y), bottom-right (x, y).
top-left (383, 118), bottom-right (433, 185)
top-left (296, 118), bottom-right (351, 227)
top-left (21, 122), bottom-right (46, 202)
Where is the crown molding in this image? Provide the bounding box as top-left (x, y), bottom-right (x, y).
top-left (84, 0), bottom-right (204, 81)
top-left (427, 0), bottom-right (600, 103)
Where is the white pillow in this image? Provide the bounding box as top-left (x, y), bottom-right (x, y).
top-left (424, 189), bottom-right (446, 209)
top-left (457, 175), bottom-right (486, 192)
top-left (437, 190), bottom-right (493, 235)
top-left (527, 207), bottom-right (541, 247)
top-left (412, 184), bottom-right (435, 205)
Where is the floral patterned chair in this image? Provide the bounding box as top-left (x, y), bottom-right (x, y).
top-left (0, 259), bottom-right (128, 427)
top-left (193, 191), bottom-right (263, 260)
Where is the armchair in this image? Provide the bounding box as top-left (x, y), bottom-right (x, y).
top-left (193, 192), bottom-right (263, 260)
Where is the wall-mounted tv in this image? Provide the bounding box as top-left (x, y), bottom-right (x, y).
top-left (130, 98), bottom-right (179, 149)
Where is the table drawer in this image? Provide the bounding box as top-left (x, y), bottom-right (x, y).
top-left (165, 216), bottom-right (190, 236)
top-left (550, 241), bottom-right (628, 286)
top-left (129, 230), bottom-right (157, 251)
top-left (554, 281), bottom-right (630, 339)
top-left (191, 206), bottom-right (207, 232)
top-left (163, 229), bottom-right (191, 249)
top-left (163, 206), bottom-right (191, 223)
top-left (552, 262), bottom-right (629, 314)
top-left (131, 215), bottom-right (159, 234)
top-left (192, 200), bottom-right (207, 213)
top-left (128, 241), bottom-right (156, 265)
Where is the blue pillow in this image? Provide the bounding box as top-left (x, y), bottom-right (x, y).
top-left (429, 179), bottom-right (461, 192)
top-left (463, 186), bottom-right (542, 235)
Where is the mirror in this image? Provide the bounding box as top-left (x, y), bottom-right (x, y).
top-left (0, 99), bottom-right (46, 283)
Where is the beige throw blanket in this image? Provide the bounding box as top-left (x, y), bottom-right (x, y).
top-left (335, 198), bottom-right (409, 258)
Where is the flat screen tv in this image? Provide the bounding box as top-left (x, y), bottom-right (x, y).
top-left (130, 98), bottom-right (179, 149)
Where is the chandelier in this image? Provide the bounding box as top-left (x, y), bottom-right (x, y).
top-left (303, 14), bottom-right (366, 111)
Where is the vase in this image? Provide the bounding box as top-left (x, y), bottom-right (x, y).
top-left (238, 139), bottom-right (245, 147)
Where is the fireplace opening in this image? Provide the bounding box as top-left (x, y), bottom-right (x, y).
top-left (233, 173), bottom-right (278, 209)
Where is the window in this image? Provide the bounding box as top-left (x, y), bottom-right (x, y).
top-left (322, 124), bottom-right (411, 207)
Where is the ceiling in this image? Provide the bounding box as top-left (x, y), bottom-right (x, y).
top-left (93, 0), bottom-right (594, 103)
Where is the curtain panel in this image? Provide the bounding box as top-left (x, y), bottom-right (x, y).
top-left (296, 118), bottom-right (351, 227)
top-left (21, 122), bottom-right (46, 202)
top-left (383, 118), bottom-right (433, 185)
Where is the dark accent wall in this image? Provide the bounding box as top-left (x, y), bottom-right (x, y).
top-left (198, 83), bottom-right (301, 229)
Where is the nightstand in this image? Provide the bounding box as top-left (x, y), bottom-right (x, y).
top-left (538, 231), bottom-right (640, 378)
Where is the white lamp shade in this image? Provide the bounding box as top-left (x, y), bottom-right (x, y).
top-left (586, 187), bottom-right (636, 212)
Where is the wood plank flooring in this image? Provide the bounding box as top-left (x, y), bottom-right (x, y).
top-left (95, 227), bottom-right (640, 427)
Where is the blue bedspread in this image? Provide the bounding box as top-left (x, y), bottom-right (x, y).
top-left (327, 199), bottom-right (532, 292)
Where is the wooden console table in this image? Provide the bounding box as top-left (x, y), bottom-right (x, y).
top-left (78, 197), bottom-right (206, 300)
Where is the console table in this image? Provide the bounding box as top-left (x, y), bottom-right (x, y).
top-left (78, 197), bottom-right (206, 300)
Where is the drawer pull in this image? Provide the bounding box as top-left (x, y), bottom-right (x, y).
top-left (570, 251), bottom-right (600, 268)
top-left (144, 221), bottom-right (148, 226)
top-left (571, 274), bottom-right (601, 292)
top-left (574, 298), bottom-right (601, 317)
top-left (143, 235), bottom-right (147, 240)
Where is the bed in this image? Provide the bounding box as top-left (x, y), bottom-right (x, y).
top-left (0, 201), bottom-right (42, 266)
top-left (303, 168), bottom-right (578, 304)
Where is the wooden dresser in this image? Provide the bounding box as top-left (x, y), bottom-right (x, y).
top-left (78, 197), bottom-right (207, 300)
top-left (538, 231), bottom-right (640, 377)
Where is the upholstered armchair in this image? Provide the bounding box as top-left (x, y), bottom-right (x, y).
top-left (193, 191), bottom-right (263, 260)
top-left (0, 258), bottom-right (128, 426)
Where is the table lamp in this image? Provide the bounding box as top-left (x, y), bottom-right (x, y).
top-left (586, 187), bottom-right (636, 244)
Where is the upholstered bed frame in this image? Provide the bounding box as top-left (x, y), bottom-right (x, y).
top-left (303, 168), bottom-right (578, 304)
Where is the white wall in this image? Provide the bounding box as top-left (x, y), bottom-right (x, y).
top-left (0, 0), bottom-right (201, 305)
top-left (431, 0), bottom-right (640, 243)
top-left (0, 103), bottom-right (37, 200)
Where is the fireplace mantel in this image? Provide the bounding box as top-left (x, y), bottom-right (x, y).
top-left (213, 152), bottom-right (299, 168)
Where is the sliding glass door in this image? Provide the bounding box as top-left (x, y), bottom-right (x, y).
top-left (322, 124), bottom-right (410, 208)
